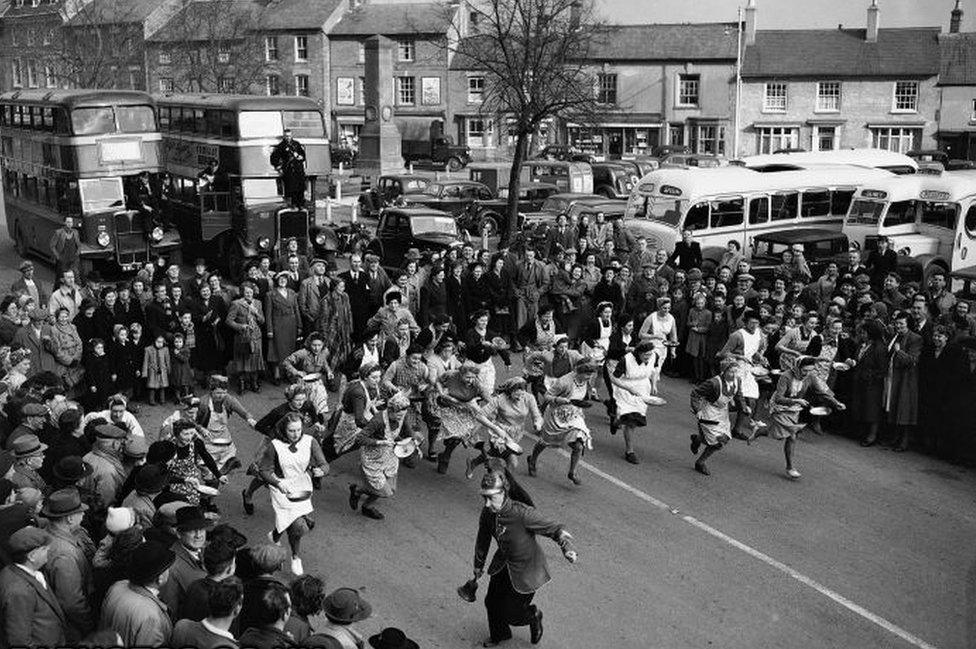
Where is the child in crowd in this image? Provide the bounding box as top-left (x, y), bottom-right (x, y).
top-left (84, 337), bottom-right (116, 410)
top-left (170, 332), bottom-right (193, 401)
top-left (142, 334), bottom-right (171, 405)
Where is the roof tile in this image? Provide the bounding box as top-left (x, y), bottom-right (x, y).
top-left (939, 32), bottom-right (976, 86)
top-left (329, 2), bottom-right (452, 36)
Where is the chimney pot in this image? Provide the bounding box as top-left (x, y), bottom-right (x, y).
top-left (951, 0), bottom-right (963, 33)
top-left (866, 0), bottom-right (879, 43)
top-left (744, 0), bottom-right (757, 46)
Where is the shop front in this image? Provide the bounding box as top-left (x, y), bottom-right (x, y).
top-left (567, 112), bottom-right (663, 159)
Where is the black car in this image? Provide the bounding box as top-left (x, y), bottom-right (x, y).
top-left (400, 180), bottom-right (494, 216)
top-left (591, 162), bottom-right (636, 199)
top-left (537, 145), bottom-right (600, 164)
top-left (749, 229), bottom-right (850, 282)
top-left (364, 207), bottom-right (462, 270)
top-left (358, 174), bottom-right (432, 219)
top-left (457, 182), bottom-right (560, 235)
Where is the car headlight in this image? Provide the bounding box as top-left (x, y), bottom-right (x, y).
top-left (258, 237), bottom-right (271, 250)
top-left (315, 233), bottom-right (327, 245)
top-left (97, 231), bottom-right (111, 247)
top-left (151, 227), bottom-right (164, 242)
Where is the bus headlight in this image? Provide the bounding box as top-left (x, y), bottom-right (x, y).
top-left (315, 233), bottom-right (327, 245)
top-left (97, 231), bottom-right (111, 247)
top-left (151, 227), bottom-right (164, 242)
top-left (257, 237), bottom-right (271, 250)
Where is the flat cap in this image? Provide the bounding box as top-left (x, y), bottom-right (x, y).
top-left (21, 403), bottom-right (47, 417)
top-left (8, 526), bottom-right (49, 554)
top-left (95, 424), bottom-right (127, 440)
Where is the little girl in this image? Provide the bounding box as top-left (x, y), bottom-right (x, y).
top-left (142, 334), bottom-right (171, 405)
top-left (84, 338), bottom-right (116, 411)
top-left (170, 332), bottom-right (193, 401)
top-left (127, 322), bottom-right (145, 402)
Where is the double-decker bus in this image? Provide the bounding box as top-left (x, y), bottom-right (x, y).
top-left (0, 89), bottom-right (179, 273)
top-left (153, 94), bottom-right (330, 275)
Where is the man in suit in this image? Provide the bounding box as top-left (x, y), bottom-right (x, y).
top-left (418, 265), bottom-right (449, 329)
top-left (667, 228), bottom-right (702, 271)
top-left (298, 258), bottom-right (327, 332)
top-left (513, 249), bottom-right (546, 333)
top-left (542, 214), bottom-right (577, 260)
top-left (160, 506), bottom-right (211, 614)
top-left (11, 260), bottom-right (48, 307)
top-left (0, 526), bottom-right (66, 648)
top-left (473, 471), bottom-right (577, 647)
top-left (363, 254), bottom-right (392, 318)
top-left (12, 308), bottom-right (59, 377)
top-left (866, 235), bottom-right (898, 289)
top-left (340, 254), bottom-right (372, 341)
top-left (41, 488), bottom-right (95, 640)
top-left (100, 541), bottom-right (176, 647)
top-left (49, 215), bottom-right (80, 281)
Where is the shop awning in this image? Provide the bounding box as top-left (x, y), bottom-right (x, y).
top-left (567, 112), bottom-right (663, 128)
top-left (866, 121), bottom-right (927, 128)
top-left (335, 114), bottom-right (365, 125)
top-left (751, 121), bottom-right (802, 128)
top-left (806, 117), bottom-right (847, 125)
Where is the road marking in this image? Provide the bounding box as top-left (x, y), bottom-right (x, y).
top-left (539, 442), bottom-right (939, 649)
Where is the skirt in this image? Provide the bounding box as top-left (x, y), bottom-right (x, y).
top-left (616, 412), bottom-right (646, 428)
top-left (685, 331), bottom-right (707, 358)
top-left (433, 402), bottom-right (482, 445)
top-left (539, 404), bottom-right (591, 449)
top-left (233, 336), bottom-right (266, 373)
top-left (767, 404), bottom-right (806, 440)
top-left (332, 411), bottom-right (363, 454)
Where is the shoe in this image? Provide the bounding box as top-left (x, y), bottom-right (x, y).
top-left (893, 445), bottom-right (908, 453)
top-left (786, 468), bottom-right (801, 480)
top-left (267, 530), bottom-right (280, 545)
top-left (348, 484), bottom-right (360, 511)
top-left (694, 462), bottom-right (710, 476)
top-left (860, 438), bottom-right (876, 447)
top-left (609, 422), bottom-right (618, 436)
top-left (567, 471), bottom-right (582, 486)
top-left (465, 456), bottom-right (475, 480)
top-left (625, 452), bottom-right (640, 465)
top-left (361, 506), bottom-right (384, 520)
top-left (241, 489), bottom-right (254, 515)
top-left (290, 557), bottom-right (304, 576)
top-left (529, 610), bottom-right (544, 644)
top-left (304, 516), bottom-right (315, 531)
top-left (425, 452), bottom-right (439, 463)
top-left (527, 453), bottom-right (537, 477)
top-left (690, 434), bottom-right (701, 455)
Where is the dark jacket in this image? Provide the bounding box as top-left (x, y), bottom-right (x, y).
top-left (667, 240), bottom-right (702, 271)
top-left (419, 279), bottom-right (449, 328)
top-left (0, 564), bottom-right (67, 648)
top-left (474, 499), bottom-right (574, 595)
top-left (160, 543), bottom-right (206, 616)
top-left (238, 625), bottom-right (297, 649)
top-left (171, 618), bottom-right (240, 649)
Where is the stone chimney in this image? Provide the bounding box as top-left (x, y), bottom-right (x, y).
top-left (569, 0), bottom-right (581, 31)
top-left (744, 0), bottom-right (757, 47)
top-left (866, 0), bottom-right (879, 43)
top-left (951, 0), bottom-right (963, 33)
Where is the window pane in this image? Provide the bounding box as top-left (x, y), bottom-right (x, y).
top-left (749, 196), bottom-right (769, 224)
top-left (710, 198), bottom-right (743, 228)
top-left (919, 202), bottom-right (958, 230)
top-left (770, 192), bottom-right (798, 220)
top-left (116, 105), bottom-right (155, 132)
top-left (684, 203), bottom-right (709, 230)
top-left (71, 107), bottom-right (115, 135)
top-left (831, 190), bottom-right (854, 215)
top-left (801, 190), bottom-right (830, 217)
top-left (239, 110), bottom-right (284, 138)
top-left (883, 200), bottom-right (917, 227)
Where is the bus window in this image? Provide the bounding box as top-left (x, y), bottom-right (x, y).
top-left (239, 111), bottom-right (284, 138)
top-left (219, 111), bottom-right (236, 137)
top-left (748, 196), bottom-right (769, 224)
top-left (771, 192), bottom-right (798, 221)
top-left (12, 106), bottom-right (22, 127)
top-left (847, 199), bottom-right (883, 224)
top-left (71, 107), bottom-right (116, 135)
top-left (41, 107), bottom-right (53, 131)
top-left (831, 189), bottom-right (855, 215)
top-left (801, 190), bottom-right (830, 217)
top-left (78, 178), bottom-right (124, 213)
top-left (191, 109), bottom-right (205, 134)
top-left (919, 202), bottom-right (958, 230)
top-left (966, 204), bottom-right (976, 237)
top-left (710, 198), bottom-right (744, 229)
top-left (882, 200), bottom-right (917, 227)
top-left (117, 105), bottom-right (155, 133)
top-left (242, 178), bottom-right (281, 203)
top-left (685, 202), bottom-right (709, 231)
top-left (282, 111), bottom-right (325, 138)
top-left (159, 107), bottom-right (170, 130)
top-left (53, 109), bottom-right (70, 134)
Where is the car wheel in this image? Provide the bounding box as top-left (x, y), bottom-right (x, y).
top-left (447, 157), bottom-right (463, 172)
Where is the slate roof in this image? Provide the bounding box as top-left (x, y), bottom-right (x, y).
top-left (1, 0), bottom-right (56, 18)
top-left (939, 32), bottom-right (976, 86)
top-left (329, 2), bottom-right (452, 37)
top-left (259, 0), bottom-right (343, 30)
top-left (64, 0), bottom-right (165, 25)
top-left (742, 28), bottom-right (941, 79)
top-left (148, 0), bottom-right (260, 42)
top-left (587, 23), bottom-right (739, 61)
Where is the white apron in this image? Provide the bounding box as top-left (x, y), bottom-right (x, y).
top-left (333, 381), bottom-right (374, 453)
top-left (698, 379), bottom-right (736, 446)
top-left (612, 353), bottom-right (655, 418)
top-left (595, 319), bottom-right (612, 352)
top-left (202, 401), bottom-right (236, 471)
top-left (738, 328), bottom-right (762, 400)
top-left (269, 436), bottom-right (314, 533)
top-left (359, 345), bottom-right (380, 369)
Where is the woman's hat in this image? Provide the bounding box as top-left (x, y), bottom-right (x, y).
top-left (105, 506), bottom-right (136, 534)
top-left (134, 464), bottom-right (168, 494)
top-left (274, 271), bottom-right (291, 281)
top-left (386, 392), bottom-right (411, 412)
top-left (369, 628), bottom-right (419, 649)
top-left (41, 487), bottom-right (89, 518)
top-left (53, 456), bottom-right (93, 483)
top-left (127, 541), bottom-right (176, 585)
top-left (322, 587), bottom-right (373, 624)
top-left (11, 434), bottom-right (47, 459)
top-left (175, 505), bottom-right (215, 532)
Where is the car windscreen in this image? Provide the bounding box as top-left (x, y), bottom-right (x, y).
top-left (71, 107), bottom-right (116, 135)
top-left (79, 178), bottom-right (124, 213)
top-left (634, 196), bottom-right (683, 227)
top-left (116, 105), bottom-right (155, 133)
top-left (847, 199), bottom-right (885, 225)
top-left (410, 216), bottom-right (457, 236)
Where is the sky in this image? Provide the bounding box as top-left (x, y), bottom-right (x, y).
top-left (596, 0), bottom-right (967, 31)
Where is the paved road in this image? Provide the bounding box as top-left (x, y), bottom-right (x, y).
top-left (2, 228), bottom-right (975, 649)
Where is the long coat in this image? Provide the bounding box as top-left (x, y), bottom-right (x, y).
top-left (474, 499), bottom-right (575, 595)
top-left (142, 345), bottom-right (171, 389)
top-left (919, 344), bottom-right (968, 447)
top-left (43, 526), bottom-right (95, 640)
top-left (11, 325), bottom-right (59, 377)
top-left (419, 279), bottom-right (449, 329)
top-left (850, 341), bottom-right (888, 424)
top-left (339, 270), bottom-right (371, 338)
top-left (885, 331), bottom-right (922, 425)
top-left (264, 288), bottom-right (300, 364)
top-left (0, 564), bottom-right (67, 648)
top-left (513, 260), bottom-right (547, 330)
top-left (100, 580), bottom-right (172, 647)
top-left (226, 297), bottom-right (266, 373)
top-left (159, 543), bottom-right (205, 615)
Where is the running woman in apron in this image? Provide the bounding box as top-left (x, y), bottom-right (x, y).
top-left (689, 359), bottom-right (749, 476)
top-left (195, 375), bottom-right (258, 476)
top-left (610, 342), bottom-right (667, 465)
top-left (718, 310), bottom-right (769, 440)
top-left (257, 411), bottom-right (328, 576)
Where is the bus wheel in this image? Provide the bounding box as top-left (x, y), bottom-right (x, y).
top-left (12, 223), bottom-right (27, 257)
top-left (447, 157), bottom-right (463, 172)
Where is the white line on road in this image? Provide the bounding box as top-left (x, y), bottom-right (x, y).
top-left (541, 443), bottom-right (939, 649)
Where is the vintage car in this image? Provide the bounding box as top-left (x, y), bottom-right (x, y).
top-left (537, 144), bottom-right (602, 164)
top-left (748, 228), bottom-right (851, 282)
top-left (457, 182), bottom-right (560, 235)
top-left (363, 207), bottom-right (462, 270)
top-left (400, 180), bottom-right (494, 216)
top-left (358, 173), bottom-right (432, 219)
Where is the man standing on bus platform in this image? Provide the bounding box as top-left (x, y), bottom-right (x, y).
top-left (271, 129), bottom-right (307, 208)
top-left (49, 216), bottom-right (80, 281)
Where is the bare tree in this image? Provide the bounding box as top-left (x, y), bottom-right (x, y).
top-left (151, 0), bottom-right (275, 94)
top-left (54, 0), bottom-right (147, 89)
top-left (450, 0), bottom-right (601, 244)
